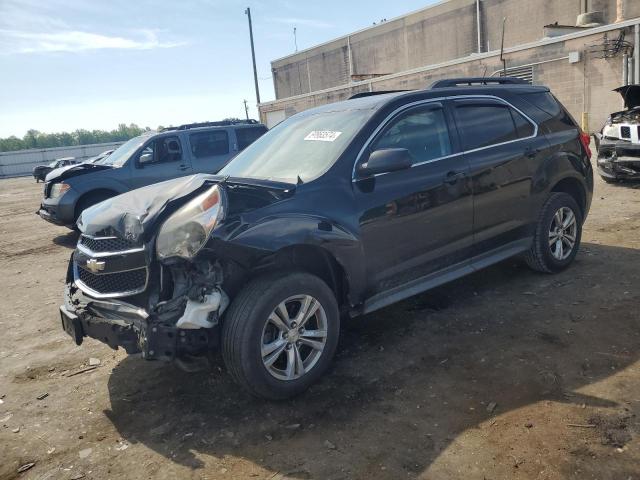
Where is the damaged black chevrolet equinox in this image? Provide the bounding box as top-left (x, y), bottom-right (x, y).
top-left (60, 78), bottom-right (593, 399)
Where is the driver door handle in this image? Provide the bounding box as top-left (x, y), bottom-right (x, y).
top-left (445, 170), bottom-right (466, 185)
top-left (178, 164), bottom-right (190, 171)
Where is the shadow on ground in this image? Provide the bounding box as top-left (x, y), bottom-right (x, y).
top-left (105, 243), bottom-right (640, 478)
top-left (52, 230), bottom-right (79, 249)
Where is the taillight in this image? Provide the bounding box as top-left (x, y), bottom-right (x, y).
top-left (579, 130), bottom-right (592, 159)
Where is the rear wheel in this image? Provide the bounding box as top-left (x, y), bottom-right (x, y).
top-left (524, 192), bottom-right (582, 273)
top-left (222, 272), bottom-right (339, 400)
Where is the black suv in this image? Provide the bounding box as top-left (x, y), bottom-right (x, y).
top-left (60, 78), bottom-right (593, 399)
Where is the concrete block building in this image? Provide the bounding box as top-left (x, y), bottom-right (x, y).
top-left (258, 0), bottom-right (640, 133)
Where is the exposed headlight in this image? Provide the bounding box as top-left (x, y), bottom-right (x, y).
top-left (50, 182), bottom-right (70, 198)
top-left (156, 185), bottom-right (225, 260)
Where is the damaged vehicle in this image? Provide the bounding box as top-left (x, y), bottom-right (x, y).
top-left (595, 84), bottom-right (640, 182)
top-left (38, 120), bottom-right (267, 228)
top-left (33, 157), bottom-right (78, 183)
top-left (60, 78), bottom-right (593, 399)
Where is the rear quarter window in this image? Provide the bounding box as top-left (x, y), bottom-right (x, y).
top-left (519, 92), bottom-right (578, 129)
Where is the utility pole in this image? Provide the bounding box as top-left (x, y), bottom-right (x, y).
top-left (245, 7), bottom-right (261, 105)
top-left (294, 27), bottom-right (298, 52)
top-left (243, 99), bottom-right (250, 120)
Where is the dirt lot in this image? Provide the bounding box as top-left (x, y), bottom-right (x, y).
top-left (0, 170), bottom-right (639, 480)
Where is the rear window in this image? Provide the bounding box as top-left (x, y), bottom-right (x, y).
top-left (236, 126), bottom-right (267, 150)
top-left (190, 131), bottom-right (229, 158)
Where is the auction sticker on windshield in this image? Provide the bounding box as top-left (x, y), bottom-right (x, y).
top-left (304, 131), bottom-right (342, 142)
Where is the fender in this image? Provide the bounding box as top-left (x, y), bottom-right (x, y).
top-left (217, 214), bottom-right (367, 305)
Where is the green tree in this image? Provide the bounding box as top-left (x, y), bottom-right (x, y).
top-left (0, 124), bottom-right (151, 152)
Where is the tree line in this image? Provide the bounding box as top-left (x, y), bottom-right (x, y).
top-left (0, 124), bottom-right (151, 153)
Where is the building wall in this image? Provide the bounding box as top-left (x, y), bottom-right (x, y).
top-left (270, 0), bottom-right (640, 100)
top-left (260, 23), bottom-right (637, 133)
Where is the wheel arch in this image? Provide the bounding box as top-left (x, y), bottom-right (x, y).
top-left (254, 244), bottom-right (349, 310)
top-left (74, 188), bottom-right (119, 220)
top-left (550, 177), bottom-right (586, 219)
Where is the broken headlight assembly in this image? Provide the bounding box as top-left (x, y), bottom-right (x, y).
top-left (156, 185), bottom-right (225, 260)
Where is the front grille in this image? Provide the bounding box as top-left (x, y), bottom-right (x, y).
top-left (77, 266), bottom-right (147, 295)
top-left (44, 182), bottom-right (51, 198)
top-left (621, 126), bottom-right (631, 138)
top-left (80, 235), bottom-right (138, 253)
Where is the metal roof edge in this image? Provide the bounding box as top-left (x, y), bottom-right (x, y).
top-left (259, 17), bottom-right (640, 108)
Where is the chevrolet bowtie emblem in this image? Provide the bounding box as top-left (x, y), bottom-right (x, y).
top-left (86, 258), bottom-right (106, 273)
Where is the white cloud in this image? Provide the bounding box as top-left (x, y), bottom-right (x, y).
top-left (268, 17), bottom-right (334, 28)
top-left (0, 0), bottom-right (186, 55)
top-left (0, 28), bottom-right (186, 54)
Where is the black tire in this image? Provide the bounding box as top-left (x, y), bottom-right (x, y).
top-left (600, 175), bottom-right (618, 184)
top-left (524, 192), bottom-right (583, 273)
top-left (222, 271), bottom-right (340, 400)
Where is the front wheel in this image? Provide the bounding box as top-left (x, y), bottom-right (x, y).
top-left (222, 272), bottom-right (340, 400)
top-left (524, 192), bottom-right (583, 273)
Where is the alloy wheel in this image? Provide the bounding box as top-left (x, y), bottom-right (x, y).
top-left (260, 294), bottom-right (328, 381)
top-left (548, 206), bottom-right (577, 261)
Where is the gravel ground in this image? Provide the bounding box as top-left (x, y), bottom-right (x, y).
top-left (0, 167), bottom-right (639, 480)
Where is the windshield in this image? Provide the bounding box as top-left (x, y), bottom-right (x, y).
top-left (219, 108), bottom-right (371, 183)
top-left (97, 136), bottom-right (147, 167)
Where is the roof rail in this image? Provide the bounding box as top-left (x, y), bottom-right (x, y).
top-left (349, 90), bottom-right (409, 99)
top-left (160, 119), bottom-right (259, 132)
top-left (430, 77), bottom-right (529, 89)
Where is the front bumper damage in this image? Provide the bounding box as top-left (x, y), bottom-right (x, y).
top-left (596, 137), bottom-right (640, 180)
top-left (61, 258), bottom-right (229, 362)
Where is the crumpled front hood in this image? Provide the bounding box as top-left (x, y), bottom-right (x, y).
top-left (45, 162), bottom-right (112, 183)
top-left (77, 174), bottom-right (295, 243)
top-left (614, 85), bottom-right (640, 109)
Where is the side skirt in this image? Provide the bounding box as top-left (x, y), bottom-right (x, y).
top-left (360, 237), bottom-right (532, 315)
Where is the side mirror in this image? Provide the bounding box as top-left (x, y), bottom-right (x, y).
top-left (139, 152), bottom-right (153, 165)
top-left (358, 148), bottom-right (412, 176)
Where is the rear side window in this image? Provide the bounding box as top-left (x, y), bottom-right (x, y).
top-left (236, 126), bottom-right (267, 150)
top-left (455, 103), bottom-right (533, 151)
top-left (190, 131), bottom-right (229, 158)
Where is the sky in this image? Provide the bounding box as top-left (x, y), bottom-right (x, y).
top-left (0, 0), bottom-right (439, 138)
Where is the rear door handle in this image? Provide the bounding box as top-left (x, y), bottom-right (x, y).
top-left (445, 170), bottom-right (466, 185)
top-left (178, 164), bottom-right (190, 171)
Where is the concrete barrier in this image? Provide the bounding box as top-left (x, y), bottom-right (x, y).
top-left (0, 142), bottom-right (125, 178)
